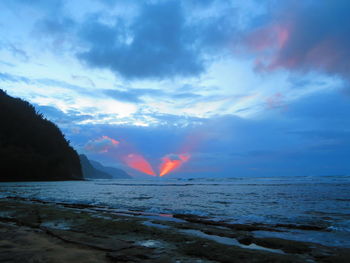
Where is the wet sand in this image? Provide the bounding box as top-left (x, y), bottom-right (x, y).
top-left (0, 197), bottom-right (349, 263)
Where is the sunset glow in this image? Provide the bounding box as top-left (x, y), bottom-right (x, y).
top-left (1, 0), bottom-right (349, 259)
top-left (1, 0), bottom-right (348, 179)
top-left (102, 136), bottom-right (119, 146)
top-left (123, 154), bottom-right (156, 176)
top-left (84, 135), bottom-right (120, 153)
top-left (159, 154), bottom-right (190, 177)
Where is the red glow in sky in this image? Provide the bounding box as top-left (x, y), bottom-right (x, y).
top-left (123, 154), bottom-right (156, 176)
top-left (246, 24), bottom-right (290, 51)
top-left (85, 135), bottom-right (120, 153)
top-left (101, 135), bottom-right (119, 146)
top-left (159, 154), bottom-right (190, 177)
top-left (104, 133), bottom-right (200, 177)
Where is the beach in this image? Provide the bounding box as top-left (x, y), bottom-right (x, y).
top-left (0, 197), bottom-right (349, 263)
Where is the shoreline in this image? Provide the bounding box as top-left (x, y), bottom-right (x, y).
top-left (0, 197), bottom-right (349, 262)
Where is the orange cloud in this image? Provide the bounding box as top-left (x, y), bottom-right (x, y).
top-left (84, 135), bottom-right (119, 153)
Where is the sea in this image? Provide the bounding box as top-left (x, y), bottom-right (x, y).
top-left (1, 175), bottom-right (349, 248)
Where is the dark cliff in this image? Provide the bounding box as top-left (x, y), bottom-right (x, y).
top-left (0, 90), bottom-right (83, 181)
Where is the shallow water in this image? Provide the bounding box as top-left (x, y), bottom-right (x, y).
top-left (0, 176), bottom-right (350, 247)
top-left (180, 229), bottom-right (285, 254)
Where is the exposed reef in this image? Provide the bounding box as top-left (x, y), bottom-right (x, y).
top-left (0, 197), bottom-right (349, 262)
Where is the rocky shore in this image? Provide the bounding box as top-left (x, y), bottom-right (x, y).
top-left (0, 197), bottom-right (349, 263)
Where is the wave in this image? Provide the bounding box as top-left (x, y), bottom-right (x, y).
top-left (95, 183), bottom-right (196, 187)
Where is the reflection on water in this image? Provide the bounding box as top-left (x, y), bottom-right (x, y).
top-left (180, 229), bottom-right (285, 254)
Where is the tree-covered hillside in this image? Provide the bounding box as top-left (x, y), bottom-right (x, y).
top-left (0, 90), bottom-right (83, 181)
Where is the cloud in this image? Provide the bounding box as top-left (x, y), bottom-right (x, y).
top-left (2, 0), bottom-right (350, 177)
top-left (103, 88), bottom-right (165, 103)
top-left (265, 92), bottom-right (287, 110)
top-left (0, 72), bottom-right (31, 83)
top-left (164, 153), bottom-right (190, 161)
top-left (0, 42), bottom-right (29, 62)
top-left (103, 89), bottom-right (143, 103)
top-left (5, 0), bottom-right (65, 22)
top-left (10, 0), bottom-right (64, 10)
top-left (36, 16), bottom-right (75, 38)
top-left (71, 75), bottom-right (96, 87)
top-left (68, 87), bottom-right (350, 177)
top-left (245, 0), bottom-right (350, 81)
top-left (77, 1), bottom-right (205, 79)
top-left (35, 78), bottom-right (97, 97)
top-left (103, 87), bottom-right (202, 104)
top-left (2, 0), bottom-right (237, 80)
top-left (0, 73), bottom-right (85, 91)
top-left (172, 92), bottom-right (202, 99)
top-left (84, 135), bottom-right (119, 153)
top-left (35, 105), bottom-right (95, 124)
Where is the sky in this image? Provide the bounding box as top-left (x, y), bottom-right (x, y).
top-left (1, 0), bottom-right (350, 178)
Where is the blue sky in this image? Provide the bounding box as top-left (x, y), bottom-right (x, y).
top-left (1, 0), bottom-right (349, 177)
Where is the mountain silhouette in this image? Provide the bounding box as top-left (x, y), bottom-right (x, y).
top-left (79, 154), bottom-right (113, 179)
top-left (0, 90), bottom-right (83, 181)
top-left (89, 159), bottom-right (131, 179)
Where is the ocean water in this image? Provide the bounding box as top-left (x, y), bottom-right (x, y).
top-left (0, 176), bottom-right (350, 247)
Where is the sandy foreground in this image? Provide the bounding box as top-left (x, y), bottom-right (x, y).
top-left (0, 197), bottom-right (349, 263)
